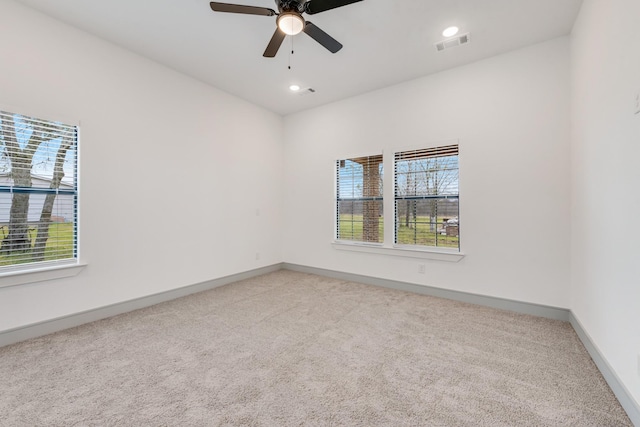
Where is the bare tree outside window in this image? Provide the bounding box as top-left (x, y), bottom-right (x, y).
top-left (0, 111), bottom-right (78, 268)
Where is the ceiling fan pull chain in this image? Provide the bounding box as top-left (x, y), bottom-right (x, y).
top-left (288, 35), bottom-right (294, 70)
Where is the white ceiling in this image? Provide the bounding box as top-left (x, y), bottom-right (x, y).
top-left (16, 0), bottom-right (583, 116)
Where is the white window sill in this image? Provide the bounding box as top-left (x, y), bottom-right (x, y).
top-left (332, 242), bottom-right (465, 262)
top-left (0, 261), bottom-right (87, 289)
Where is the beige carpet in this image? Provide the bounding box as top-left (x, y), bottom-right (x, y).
top-left (0, 270), bottom-right (632, 426)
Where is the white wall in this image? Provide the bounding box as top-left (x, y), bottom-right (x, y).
top-left (571, 0), bottom-right (640, 410)
top-left (0, 1), bottom-right (284, 331)
top-left (284, 38), bottom-right (571, 308)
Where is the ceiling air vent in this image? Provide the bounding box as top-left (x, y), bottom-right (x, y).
top-left (435, 33), bottom-right (470, 52)
top-left (297, 88), bottom-right (316, 96)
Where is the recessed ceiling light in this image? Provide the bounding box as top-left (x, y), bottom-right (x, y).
top-left (289, 84), bottom-right (301, 92)
top-left (442, 26), bottom-right (459, 38)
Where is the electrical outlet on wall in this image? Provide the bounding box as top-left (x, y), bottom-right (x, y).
top-left (418, 264), bottom-right (426, 274)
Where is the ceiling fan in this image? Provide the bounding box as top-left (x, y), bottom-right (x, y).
top-left (209, 0), bottom-right (363, 57)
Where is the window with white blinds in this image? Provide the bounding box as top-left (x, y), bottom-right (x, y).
top-left (336, 154), bottom-right (383, 243)
top-left (0, 110), bottom-right (78, 271)
top-left (394, 145), bottom-right (459, 250)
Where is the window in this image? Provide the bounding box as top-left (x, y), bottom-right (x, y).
top-left (394, 145), bottom-right (459, 250)
top-left (336, 154), bottom-right (383, 243)
top-left (0, 110), bottom-right (78, 272)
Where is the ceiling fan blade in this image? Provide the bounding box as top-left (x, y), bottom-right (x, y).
top-left (263, 28), bottom-right (286, 57)
top-left (303, 22), bottom-right (343, 53)
top-left (304, 0), bottom-right (363, 15)
top-left (210, 2), bottom-right (276, 16)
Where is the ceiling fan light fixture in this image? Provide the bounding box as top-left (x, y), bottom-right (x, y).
top-left (277, 12), bottom-right (305, 35)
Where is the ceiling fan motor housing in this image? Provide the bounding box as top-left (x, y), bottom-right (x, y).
top-left (276, 0), bottom-right (307, 14)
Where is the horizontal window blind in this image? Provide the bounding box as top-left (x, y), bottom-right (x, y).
top-left (394, 145), bottom-right (459, 161)
top-left (0, 110), bottom-right (78, 270)
top-left (394, 145), bottom-right (459, 250)
top-left (336, 154), bottom-right (383, 243)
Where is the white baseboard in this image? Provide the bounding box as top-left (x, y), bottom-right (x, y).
top-left (0, 263), bottom-right (282, 348)
top-left (283, 263), bottom-right (570, 321)
top-left (570, 313), bottom-right (640, 426)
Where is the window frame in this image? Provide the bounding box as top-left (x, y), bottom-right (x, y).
top-left (0, 105), bottom-right (84, 287)
top-left (335, 153), bottom-right (384, 245)
top-left (332, 142), bottom-right (464, 262)
top-left (393, 144), bottom-right (460, 251)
